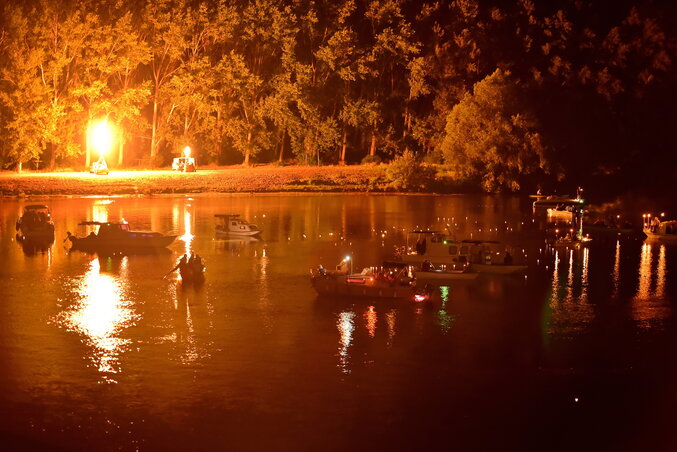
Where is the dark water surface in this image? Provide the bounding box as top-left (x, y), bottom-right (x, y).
top-left (1, 194), bottom-right (675, 451)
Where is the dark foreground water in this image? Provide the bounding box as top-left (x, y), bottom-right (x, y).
top-left (0, 194), bottom-right (675, 451)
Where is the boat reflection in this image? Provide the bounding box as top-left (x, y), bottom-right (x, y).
top-left (546, 248), bottom-right (594, 334)
top-left (56, 256), bottom-right (136, 382)
top-left (632, 242), bottom-right (669, 328)
top-left (16, 234), bottom-right (54, 256)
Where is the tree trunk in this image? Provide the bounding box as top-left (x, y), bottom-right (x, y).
top-left (340, 127), bottom-right (347, 165)
top-left (17, 161), bottom-right (22, 173)
top-left (85, 118), bottom-right (92, 168)
top-left (369, 126), bottom-right (377, 157)
top-left (49, 143), bottom-right (56, 169)
top-left (243, 129), bottom-right (252, 166)
top-left (150, 91), bottom-right (159, 163)
top-left (118, 135), bottom-right (124, 167)
top-left (278, 128), bottom-right (285, 162)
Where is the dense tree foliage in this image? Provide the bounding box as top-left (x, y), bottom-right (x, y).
top-left (0, 0), bottom-right (674, 192)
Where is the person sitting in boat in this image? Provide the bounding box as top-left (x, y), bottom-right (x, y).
top-left (415, 237), bottom-right (427, 255)
top-left (504, 252), bottom-right (513, 265)
top-left (421, 260), bottom-right (434, 272)
top-left (192, 254), bottom-right (204, 273)
top-left (317, 264), bottom-right (327, 276)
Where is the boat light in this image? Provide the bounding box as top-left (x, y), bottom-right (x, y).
top-left (344, 256), bottom-right (350, 261)
top-left (183, 146), bottom-right (191, 157)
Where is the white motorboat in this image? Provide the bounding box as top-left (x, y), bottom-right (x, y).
top-left (643, 219), bottom-right (677, 242)
top-left (215, 214), bottom-right (261, 236)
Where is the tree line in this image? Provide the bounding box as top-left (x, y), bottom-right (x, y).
top-left (1, 0), bottom-right (674, 191)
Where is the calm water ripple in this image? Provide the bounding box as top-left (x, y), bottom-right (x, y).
top-left (1, 194), bottom-right (675, 451)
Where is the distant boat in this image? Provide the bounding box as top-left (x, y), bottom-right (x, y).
top-left (215, 214), bottom-right (261, 236)
top-left (310, 266), bottom-right (420, 299)
top-left (390, 231), bottom-right (527, 275)
top-left (16, 204), bottom-right (55, 240)
top-left (644, 220), bottom-right (677, 242)
top-left (66, 221), bottom-right (177, 251)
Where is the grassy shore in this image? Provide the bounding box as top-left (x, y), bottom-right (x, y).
top-left (0, 165), bottom-right (401, 196)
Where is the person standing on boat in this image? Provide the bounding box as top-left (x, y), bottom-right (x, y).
top-left (652, 216), bottom-right (661, 232)
top-left (170, 254), bottom-right (189, 274)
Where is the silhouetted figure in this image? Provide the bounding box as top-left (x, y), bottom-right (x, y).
top-left (421, 260), bottom-right (434, 272)
top-left (504, 252), bottom-right (513, 265)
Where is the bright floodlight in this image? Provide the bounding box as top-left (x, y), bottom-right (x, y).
top-left (90, 119), bottom-right (114, 158)
top-left (184, 146), bottom-right (191, 157)
top-left (344, 256), bottom-right (350, 261)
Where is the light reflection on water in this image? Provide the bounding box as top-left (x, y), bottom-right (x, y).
top-left (633, 242), bottom-right (669, 328)
top-left (55, 257), bottom-right (136, 382)
top-left (337, 311), bottom-right (355, 374)
top-left (1, 195), bottom-right (675, 450)
top-left (547, 247), bottom-right (594, 334)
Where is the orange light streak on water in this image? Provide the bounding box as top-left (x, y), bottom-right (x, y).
top-left (58, 257), bottom-right (136, 382)
top-left (365, 306), bottom-right (377, 338)
top-left (337, 311), bottom-right (355, 374)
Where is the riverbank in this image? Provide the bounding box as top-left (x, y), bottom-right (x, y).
top-left (0, 165), bottom-right (429, 196)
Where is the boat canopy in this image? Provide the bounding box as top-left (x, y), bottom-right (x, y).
top-left (24, 205), bottom-right (50, 210)
top-left (215, 214), bottom-right (241, 218)
top-left (407, 230), bottom-right (443, 234)
top-left (78, 221), bottom-right (128, 226)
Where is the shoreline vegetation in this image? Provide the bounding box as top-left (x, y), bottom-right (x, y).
top-left (0, 165), bottom-right (467, 197)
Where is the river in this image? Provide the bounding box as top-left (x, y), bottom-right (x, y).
top-left (0, 194), bottom-right (675, 451)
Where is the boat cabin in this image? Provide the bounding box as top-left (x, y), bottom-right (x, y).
top-left (214, 214), bottom-right (260, 235)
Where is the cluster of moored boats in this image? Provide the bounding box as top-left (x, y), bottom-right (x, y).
top-left (15, 205), bottom-right (262, 282)
top-left (310, 230), bottom-right (528, 300)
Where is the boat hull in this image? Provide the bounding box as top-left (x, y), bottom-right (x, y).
top-left (71, 234), bottom-right (177, 250)
top-left (644, 229), bottom-right (677, 242)
top-left (414, 270), bottom-right (479, 281)
top-left (311, 275), bottom-right (416, 299)
top-left (469, 263), bottom-right (527, 274)
top-left (216, 228), bottom-right (261, 237)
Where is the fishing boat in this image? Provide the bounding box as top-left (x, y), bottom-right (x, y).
top-left (66, 221), bottom-right (177, 251)
top-left (16, 205), bottom-right (55, 239)
top-left (643, 219), bottom-right (677, 242)
top-left (390, 231), bottom-right (527, 275)
top-left (215, 214), bottom-right (261, 237)
top-left (180, 263), bottom-right (206, 284)
top-left (310, 266), bottom-right (419, 299)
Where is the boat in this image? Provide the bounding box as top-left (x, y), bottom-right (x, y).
top-left (310, 266), bottom-right (419, 299)
top-left (533, 188), bottom-right (584, 211)
top-left (389, 231), bottom-right (527, 275)
top-left (180, 263), bottom-right (205, 284)
top-left (643, 219), bottom-right (677, 242)
top-left (215, 214), bottom-right (261, 236)
top-left (66, 221), bottom-right (177, 251)
top-left (414, 267), bottom-right (479, 282)
top-left (16, 205), bottom-right (55, 239)
top-left (546, 203), bottom-right (578, 220)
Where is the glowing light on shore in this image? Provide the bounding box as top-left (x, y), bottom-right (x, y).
top-left (89, 119), bottom-right (115, 159)
top-left (183, 146), bottom-right (192, 158)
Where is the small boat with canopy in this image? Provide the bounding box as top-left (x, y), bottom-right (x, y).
top-left (215, 214), bottom-right (261, 237)
top-left (66, 221), bottom-right (177, 251)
